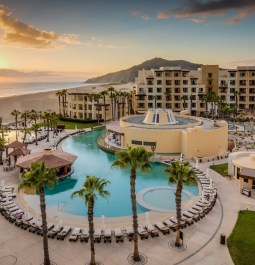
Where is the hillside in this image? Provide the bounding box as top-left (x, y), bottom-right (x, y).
top-left (85, 57), bottom-right (202, 84)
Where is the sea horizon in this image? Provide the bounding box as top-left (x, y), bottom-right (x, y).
top-left (0, 81), bottom-right (92, 98)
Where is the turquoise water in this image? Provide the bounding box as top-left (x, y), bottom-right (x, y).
top-left (142, 188), bottom-right (191, 211)
top-left (25, 129), bottom-right (199, 217)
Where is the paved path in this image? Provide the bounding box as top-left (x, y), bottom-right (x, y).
top-left (0, 133), bottom-right (252, 265)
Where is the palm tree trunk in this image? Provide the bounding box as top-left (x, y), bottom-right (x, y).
top-left (104, 96), bottom-right (106, 122)
top-left (15, 116), bottom-right (18, 128)
top-left (175, 182), bottom-right (182, 247)
top-left (46, 120), bottom-right (50, 142)
top-left (88, 200), bottom-right (96, 265)
top-left (58, 96), bottom-right (61, 116)
top-left (130, 168), bottom-right (140, 261)
top-left (35, 130), bottom-right (38, 145)
top-left (39, 187), bottom-right (51, 265)
top-left (97, 101), bottom-right (100, 124)
top-left (0, 147), bottom-right (3, 165)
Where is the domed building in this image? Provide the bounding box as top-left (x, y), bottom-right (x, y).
top-left (105, 109), bottom-right (228, 159)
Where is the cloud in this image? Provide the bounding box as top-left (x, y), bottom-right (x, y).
top-left (157, 0), bottom-right (255, 24)
top-left (131, 10), bottom-right (149, 20)
top-left (0, 5), bottom-right (80, 49)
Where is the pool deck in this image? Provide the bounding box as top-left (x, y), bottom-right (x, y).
top-left (1, 130), bottom-right (255, 264)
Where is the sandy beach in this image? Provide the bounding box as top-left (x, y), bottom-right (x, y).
top-left (0, 90), bottom-right (60, 123)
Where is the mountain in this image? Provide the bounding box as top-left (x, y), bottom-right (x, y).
top-left (84, 58), bottom-right (202, 84)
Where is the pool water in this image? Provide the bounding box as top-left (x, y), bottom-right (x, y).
top-left (24, 129), bottom-right (199, 217)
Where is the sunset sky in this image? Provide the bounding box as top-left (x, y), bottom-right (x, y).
top-left (0, 0), bottom-right (255, 82)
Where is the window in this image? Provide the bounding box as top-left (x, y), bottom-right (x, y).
top-left (208, 73), bottom-right (212, 78)
top-left (230, 88), bottom-right (235, 93)
top-left (166, 87), bottom-right (171, 93)
top-left (132, 140), bottom-right (142, 145)
top-left (148, 95), bottom-right (153, 100)
top-left (143, 141), bottom-right (156, 146)
top-left (157, 87), bottom-right (162, 93)
top-left (166, 80), bottom-right (172, 86)
top-left (192, 88), bottom-right (196, 93)
top-left (157, 95), bottom-right (162, 100)
top-left (244, 178), bottom-right (248, 183)
top-left (157, 103), bottom-right (162, 108)
top-left (183, 87), bottom-right (188, 93)
top-left (229, 72), bottom-right (236, 78)
top-left (230, 80), bottom-right (235, 86)
top-left (174, 80), bottom-right (180, 85)
top-left (148, 103), bottom-right (153, 108)
top-left (183, 80), bottom-right (188, 85)
top-left (148, 87), bottom-right (153, 93)
top-left (174, 72), bottom-right (179, 77)
top-left (78, 113), bottom-right (83, 119)
top-left (157, 80), bottom-right (162, 85)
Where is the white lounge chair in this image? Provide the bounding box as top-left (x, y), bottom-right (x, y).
top-left (114, 228), bottom-right (124, 243)
top-left (155, 222), bottom-right (170, 235)
top-left (69, 228), bottom-right (81, 242)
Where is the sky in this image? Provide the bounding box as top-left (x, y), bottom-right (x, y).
top-left (0, 0), bottom-right (255, 82)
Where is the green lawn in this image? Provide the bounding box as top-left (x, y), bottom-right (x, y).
top-left (209, 163), bottom-right (229, 177)
top-left (228, 210), bottom-right (255, 265)
top-left (56, 118), bottom-right (96, 130)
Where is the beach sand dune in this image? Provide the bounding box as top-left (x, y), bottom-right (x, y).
top-left (0, 90), bottom-right (59, 123)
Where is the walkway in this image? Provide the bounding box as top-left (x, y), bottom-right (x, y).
top-left (0, 132), bottom-right (251, 265)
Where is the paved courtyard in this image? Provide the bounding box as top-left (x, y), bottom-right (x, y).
top-left (0, 132), bottom-right (254, 265)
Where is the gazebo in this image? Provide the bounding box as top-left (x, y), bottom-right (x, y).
top-left (16, 149), bottom-right (77, 178)
top-left (5, 141), bottom-right (27, 156)
top-left (8, 147), bottom-right (31, 164)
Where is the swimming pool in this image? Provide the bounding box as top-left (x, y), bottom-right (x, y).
top-left (24, 129), bottom-right (199, 217)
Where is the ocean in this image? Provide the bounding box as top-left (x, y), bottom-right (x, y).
top-left (0, 81), bottom-right (87, 98)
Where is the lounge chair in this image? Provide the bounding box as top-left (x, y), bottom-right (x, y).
top-left (126, 227), bottom-right (134, 241)
top-left (48, 225), bottom-right (63, 238)
top-left (80, 228), bottom-right (89, 242)
top-left (114, 228), bottom-right (124, 243)
top-left (183, 210), bottom-right (200, 221)
top-left (37, 223), bottom-right (54, 236)
top-left (188, 208), bottom-right (205, 218)
top-left (21, 218), bottom-right (36, 230)
top-left (181, 215), bottom-right (194, 226)
top-left (57, 225), bottom-right (71, 240)
top-left (145, 224), bottom-right (159, 237)
top-left (170, 217), bottom-right (186, 228)
top-left (163, 219), bottom-right (177, 231)
top-left (137, 226), bottom-right (149, 240)
top-left (69, 228), bottom-right (81, 242)
top-left (155, 222), bottom-right (170, 235)
top-left (104, 228), bottom-right (112, 243)
top-left (94, 228), bottom-right (102, 243)
top-left (29, 220), bottom-right (42, 233)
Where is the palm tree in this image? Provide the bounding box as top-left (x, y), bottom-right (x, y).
top-left (109, 92), bottom-right (117, 120)
top-left (189, 95), bottom-right (193, 115)
top-left (107, 86), bottom-right (115, 119)
top-left (21, 127), bottom-right (31, 143)
top-left (100, 90), bottom-right (109, 122)
top-left (87, 94), bottom-right (94, 120)
top-left (56, 91), bottom-right (62, 116)
top-left (165, 161), bottom-right (195, 247)
top-left (11, 109), bottom-right (21, 128)
top-left (181, 95), bottom-right (188, 110)
top-left (32, 123), bottom-right (40, 145)
top-left (127, 91), bottom-right (134, 115)
top-left (19, 162), bottom-right (58, 265)
top-left (93, 94), bottom-right (102, 124)
top-left (43, 112), bottom-right (51, 142)
top-left (21, 111), bottom-right (30, 128)
top-left (61, 89), bottom-right (68, 117)
top-left (0, 136), bottom-right (6, 165)
top-left (112, 146), bottom-right (152, 262)
top-left (165, 91), bottom-right (171, 109)
top-left (71, 176), bottom-right (110, 265)
top-left (152, 95), bottom-right (157, 109)
top-left (234, 90), bottom-right (240, 115)
top-left (29, 110), bottom-right (39, 125)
